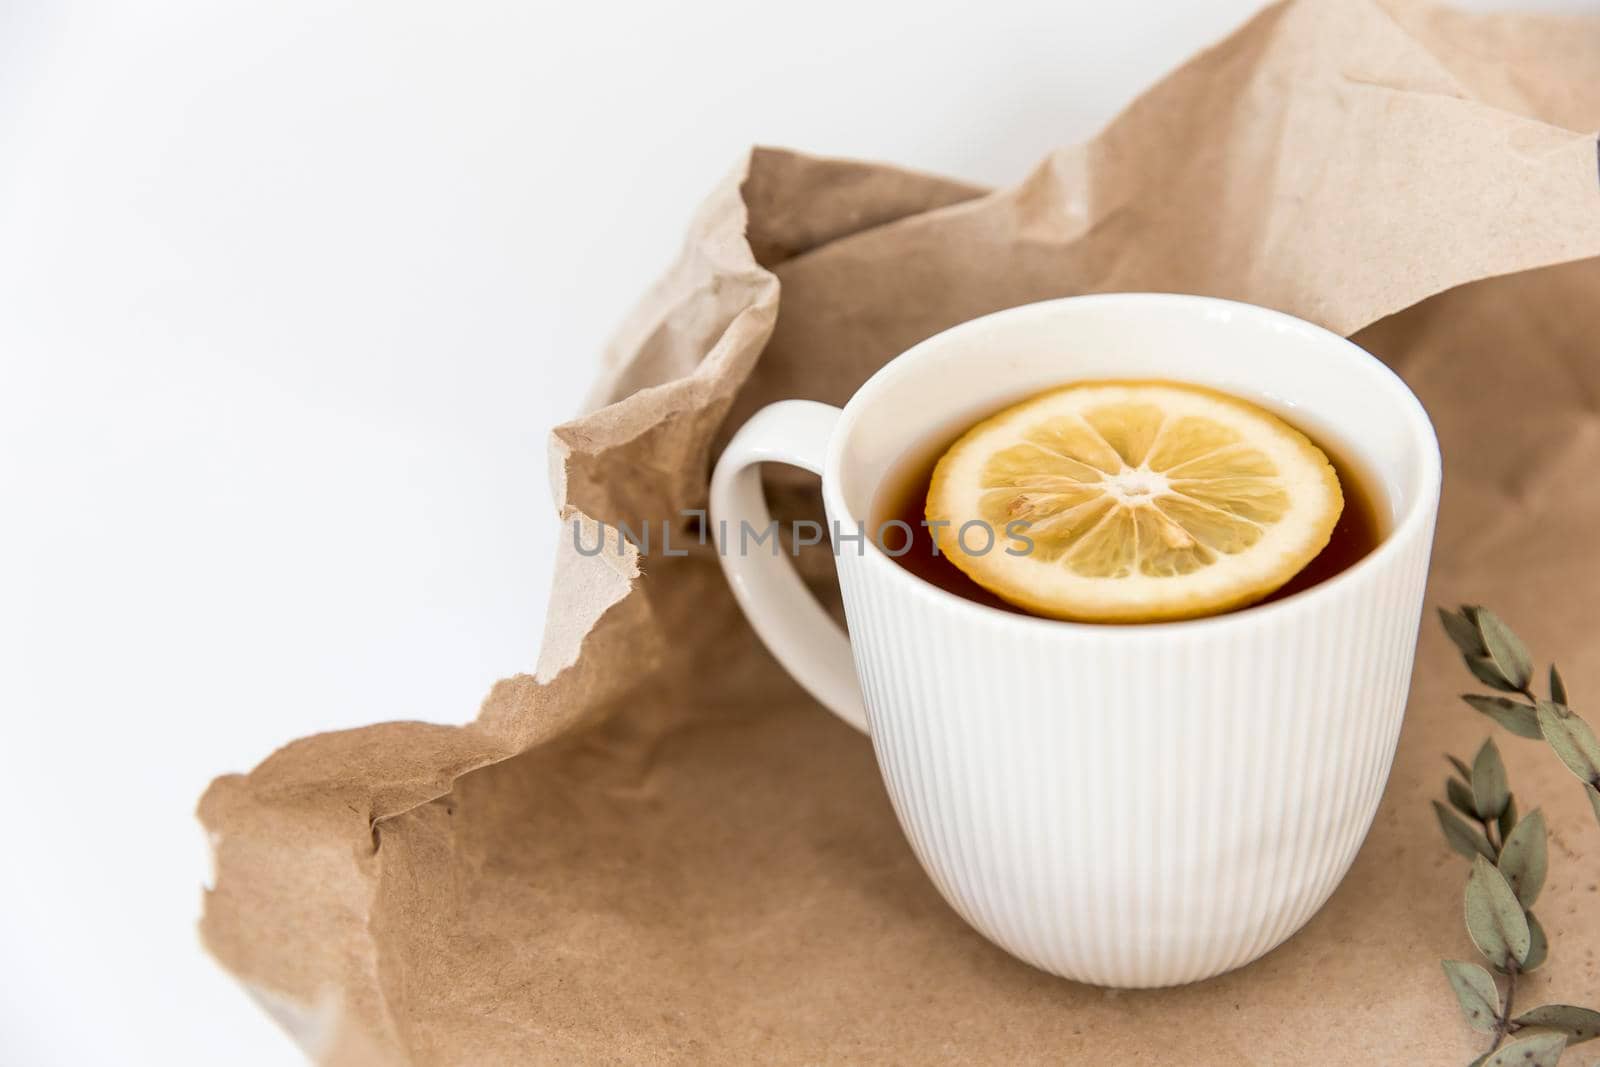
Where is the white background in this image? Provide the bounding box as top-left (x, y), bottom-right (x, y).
top-left (0, 1), bottom-right (1578, 1062)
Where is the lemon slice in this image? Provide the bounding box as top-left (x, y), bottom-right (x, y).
top-left (926, 380), bottom-right (1343, 622)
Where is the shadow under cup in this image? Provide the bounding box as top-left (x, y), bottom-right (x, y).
top-left (821, 294), bottom-right (1441, 987)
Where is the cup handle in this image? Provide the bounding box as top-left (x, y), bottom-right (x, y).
top-left (709, 400), bottom-right (869, 733)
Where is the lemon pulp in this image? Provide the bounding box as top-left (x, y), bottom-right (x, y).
top-left (925, 380), bottom-right (1343, 622)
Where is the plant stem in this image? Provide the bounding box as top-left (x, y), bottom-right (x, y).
top-left (1477, 814), bottom-right (1502, 857)
top-left (1487, 961), bottom-right (1519, 1054)
top-left (1481, 695), bottom-right (1530, 1051)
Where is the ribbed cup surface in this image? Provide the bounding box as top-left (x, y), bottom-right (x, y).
top-left (833, 507), bottom-right (1434, 988)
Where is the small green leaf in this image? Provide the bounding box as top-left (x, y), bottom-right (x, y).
top-left (1441, 607), bottom-right (1488, 656)
top-left (1447, 777), bottom-right (1477, 818)
top-left (1481, 1031), bottom-right (1566, 1067)
top-left (1499, 793), bottom-right (1518, 842)
top-left (1536, 700), bottom-right (1600, 784)
top-left (1449, 753), bottom-right (1474, 782)
top-left (1435, 801), bottom-right (1495, 860)
top-left (1520, 910), bottom-right (1548, 973)
top-left (1466, 855), bottom-right (1531, 968)
top-left (1587, 783), bottom-right (1600, 830)
top-left (1498, 810), bottom-right (1547, 908)
top-left (1550, 664), bottom-right (1568, 706)
top-left (1477, 610), bottom-right (1533, 691)
top-left (1441, 960), bottom-right (1500, 1032)
top-left (1472, 738), bottom-right (1510, 820)
top-left (1463, 695), bottom-right (1543, 739)
top-left (1468, 655), bottom-right (1520, 693)
top-left (1514, 1005), bottom-right (1600, 1045)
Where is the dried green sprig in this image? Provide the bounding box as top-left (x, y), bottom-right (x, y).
top-left (1440, 606), bottom-right (1600, 826)
top-left (1434, 606), bottom-right (1600, 1065)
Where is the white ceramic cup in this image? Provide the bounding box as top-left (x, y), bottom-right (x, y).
top-left (709, 294), bottom-right (1440, 987)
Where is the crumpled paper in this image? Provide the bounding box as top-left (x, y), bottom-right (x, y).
top-left (198, 1), bottom-right (1600, 1062)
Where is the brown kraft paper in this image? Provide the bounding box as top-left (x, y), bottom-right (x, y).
top-left (198, 1), bottom-right (1600, 1062)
